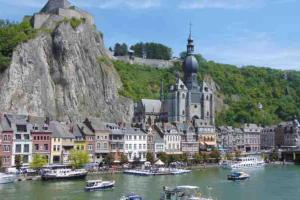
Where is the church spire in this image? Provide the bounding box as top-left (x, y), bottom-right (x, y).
top-left (187, 22), bottom-right (194, 55)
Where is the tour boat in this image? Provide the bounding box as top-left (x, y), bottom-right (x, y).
top-left (227, 156), bottom-right (265, 170)
top-left (0, 173), bottom-right (16, 184)
top-left (41, 168), bottom-right (87, 181)
top-left (227, 172), bottom-right (250, 181)
top-left (160, 185), bottom-right (213, 200)
top-left (120, 193), bottom-right (144, 200)
top-left (85, 179), bottom-right (115, 191)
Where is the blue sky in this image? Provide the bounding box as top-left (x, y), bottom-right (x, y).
top-left (0, 0), bottom-right (300, 70)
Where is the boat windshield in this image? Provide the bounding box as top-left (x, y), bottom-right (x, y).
top-left (86, 182), bottom-right (96, 187)
top-left (128, 197), bottom-right (143, 200)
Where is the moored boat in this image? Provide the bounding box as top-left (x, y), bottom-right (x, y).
top-left (0, 173), bottom-right (16, 184)
top-left (160, 185), bottom-right (213, 200)
top-left (227, 172), bottom-right (250, 181)
top-left (41, 168), bottom-right (87, 181)
top-left (120, 193), bottom-right (144, 200)
top-left (226, 156), bottom-right (265, 170)
top-left (85, 179), bottom-right (115, 191)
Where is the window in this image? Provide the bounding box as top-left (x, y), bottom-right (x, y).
top-left (35, 144), bottom-right (39, 151)
top-left (24, 144), bottom-right (29, 153)
top-left (3, 145), bottom-right (10, 152)
top-left (53, 145), bottom-right (56, 151)
top-left (97, 143), bottom-right (100, 150)
top-left (129, 144), bottom-right (132, 150)
top-left (33, 136), bottom-right (37, 140)
top-left (44, 144), bottom-right (48, 151)
top-left (16, 125), bottom-right (27, 132)
top-left (37, 136), bottom-right (40, 140)
top-left (24, 134), bottom-right (30, 140)
top-left (57, 145), bottom-right (60, 151)
top-left (15, 134), bottom-right (21, 140)
top-left (104, 143), bottom-right (108, 149)
top-left (134, 144), bottom-right (137, 150)
top-left (3, 135), bottom-right (8, 141)
top-left (23, 155), bottom-right (29, 163)
top-left (88, 144), bottom-right (93, 151)
top-left (143, 144), bottom-right (146, 149)
top-left (139, 135), bottom-right (141, 140)
top-left (125, 144), bottom-right (128, 149)
top-left (15, 144), bottom-right (21, 153)
top-left (139, 144), bottom-right (142, 149)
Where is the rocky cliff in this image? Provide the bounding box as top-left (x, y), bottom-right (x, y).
top-left (0, 21), bottom-right (133, 122)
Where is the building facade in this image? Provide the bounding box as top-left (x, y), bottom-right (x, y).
top-left (261, 126), bottom-right (276, 150)
top-left (0, 116), bottom-right (13, 168)
top-left (124, 128), bottom-right (148, 162)
top-left (242, 124), bottom-right (262, 153)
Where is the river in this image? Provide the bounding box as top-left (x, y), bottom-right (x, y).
top-left (1, 165), bottom-right (300, 200)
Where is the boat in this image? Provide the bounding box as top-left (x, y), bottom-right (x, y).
top-left (124, 168), bottom-right (191, 176)
top-left (41, 168), bottom-right (87, 181)
top-left (160, 185), bottom-right (213, 200)
top-left (85, 179), bottom-right (115, 191)
top-left (120, 193), bottom-right (144, 200)
top-left (227, 171), bottom-right (250, 181)
top-left (226, 156), bottom-right (265, 170)
top-left (0, 173), bottom-right (16, 184)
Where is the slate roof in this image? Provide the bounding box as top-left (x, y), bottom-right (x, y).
top-left (5, 114), bottom-right (28, 125)
top-left (40, 0), bottom-right (71, 13)
top-left (28, 116), bottom-right (50, 132)
top-left (0, 115), bottom-right (13, 132)
top-left (49, 121), bottom-right (74, 139)
top-left (141, 99), bottom-right (162, 113)
top-left (77, 123), bottom-right (94, 136)
top-left (124, 127), bottom-right (146, 135)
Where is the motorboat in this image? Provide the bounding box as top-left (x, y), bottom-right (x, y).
top-left (41, 168), bottom-right (87, 181)
top-left (227, 172), bottom-right (250, 181)
top-left (226, 156), bottom-right (265, 170)
top-left (85, 179), bottom-right (115, 191)
top-left (160, 185), bottom-right (213, 200)
top-left (0, 173), bottom-right (16, 184)
top-left (120, 193), bottom-right (144, 200)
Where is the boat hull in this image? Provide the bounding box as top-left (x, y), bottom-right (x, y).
top-left (0, 176), bottom-right (15, 184)
top-left (41, 173), bottom-right (87, 181)
top-left (85, 183), bottom-right (114, 191)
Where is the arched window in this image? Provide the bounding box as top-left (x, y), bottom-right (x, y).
top-left (182, 110), bottom-right (185, 115)
top-left (182, 93), bottom-right (185, 99)
top-left (207, 112), bottom-right (209, 116)
top-left (206, 95), bottom-right (209, 100)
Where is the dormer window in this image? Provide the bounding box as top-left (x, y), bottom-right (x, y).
top-left (205, 87), bottom-right (208, 92)
top-left (180, 84), bottom-right (184, 89)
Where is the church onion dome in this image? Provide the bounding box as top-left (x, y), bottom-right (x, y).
top-left (183, 55), bottom-right (199, 74)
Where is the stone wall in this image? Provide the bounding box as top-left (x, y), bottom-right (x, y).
top-left (115, 56), bottom-right (176, 69)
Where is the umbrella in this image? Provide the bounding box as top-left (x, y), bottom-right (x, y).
top-left (154, 159), bottom-right (165, 166)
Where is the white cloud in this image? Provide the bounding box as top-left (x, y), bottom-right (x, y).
top-left (200, 32), bottom-right (300, 70)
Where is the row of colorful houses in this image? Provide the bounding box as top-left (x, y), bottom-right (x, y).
top-left (0, 114), bottom-right (217, 169)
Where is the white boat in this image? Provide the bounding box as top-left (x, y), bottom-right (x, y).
top-left (227, 156), bottom-right (265, 170)
top-left (227, 171), bottom-right (250, 181)
top-left (41, 168), bottom-right (87, 181)
top-left (120, 193), bottom-right (144, 200)
top-left (85, 179), bottom-right (115, 191)
top-left (160, 185), bottom-right (213, 200)
top-left (0, 173), bottom-right (16, 184)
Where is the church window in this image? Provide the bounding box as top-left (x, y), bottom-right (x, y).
top-left (182, 110), bottom-right (185, 115)
top-left (194, 105), bottom-right (197, 108)
top-left (205, 87), bottom-right (208, 92)
top-left (207, 112), bottom-right (209, 116)
top-left (206, 96), bottom-right (209, 100)
top-left (182, 93), bottom-right (185, 99)
top-left (180, 85), bottom-right (184, 89)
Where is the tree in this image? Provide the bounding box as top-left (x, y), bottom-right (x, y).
top-left (193, 153), bottom-right (204, 164)
top-left (157, 152), bottom-right (168, 164)
top-left (103, 153), bottom-right (114, 166)
top-left (30, 154), bottom-right (47, 170)
top-left (114, 43), bottom-right (128, 56)
top-left (146, 152), bottom-right (155, 164)
top-left (69, 150), bottom-right (89, 169)
top-left (234, 150), bottom-right (242, 159)
top-left (15, 155), bottom-right (22, 170)
top-left (209, 149), bottom-right (221, 162)
top-left (130, 42), bottom-right (172, 60)
top-left (120, 153), bottom-right (128, 164)
top-left (225, 152), bottom-right (233, 160)
top-left (270, 150), bottom-right (279, 161)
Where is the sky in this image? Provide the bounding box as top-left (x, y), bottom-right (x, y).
top-left (0, 0), bottom-right (300, 70)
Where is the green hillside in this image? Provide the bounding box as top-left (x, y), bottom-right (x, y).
top-left (114, 58), bottom-right (300, 127)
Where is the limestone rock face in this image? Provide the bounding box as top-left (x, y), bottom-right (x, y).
top-left (0, 22), bottom-right (133, 122)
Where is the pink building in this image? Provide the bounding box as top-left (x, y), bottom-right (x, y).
top-left (0, 115), bottom-right (14, 168)
top-left (30, 117), bottom-right (52, 163)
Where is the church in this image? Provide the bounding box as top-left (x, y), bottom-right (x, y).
top-left (134, 29), bottom-right (215, 128)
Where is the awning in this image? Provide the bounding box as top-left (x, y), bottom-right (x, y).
top-left (154, 159), bottom-right (165, 165)
top-left (205, 142), bottom-right (217, 146)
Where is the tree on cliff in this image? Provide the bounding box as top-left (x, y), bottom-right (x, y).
top-left (69, 150), bottom-right (89, 169)
top-left (30, 154), bottom-right (47, 170)
top-left (130, 42), bottom-right (172, 60)
top-left (146, 152), bottom-right (155, 164)
top-left (114, 43), bottom-right (128, 56)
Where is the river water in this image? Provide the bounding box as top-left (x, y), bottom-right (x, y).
top-left (1, 165), bottom-right (300, 200)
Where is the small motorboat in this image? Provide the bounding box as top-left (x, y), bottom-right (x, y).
top-left (120, 193), bottom-right (144, 200)
top-left (160, 185), bottom-right (213, 200)
top-left (41, 168), bottom-right (87, 181)
top-left (0, 173), bottom-right (16, 184)
top-left (85, 179), bottom-right (115, 191)
top-left (227, 172), bottom-right (250, 181)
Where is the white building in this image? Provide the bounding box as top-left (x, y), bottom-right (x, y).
top-left (124, 128), bottom-right (148, 162)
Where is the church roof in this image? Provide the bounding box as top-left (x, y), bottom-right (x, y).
top-left (141, 99), bottom-right (162, 113)
top-left (183, 55), bottom-right (199, 74)
top-left (40, 0), bottom-right (72, 13)
top-left (175, 78), bottom-right (187, 90)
